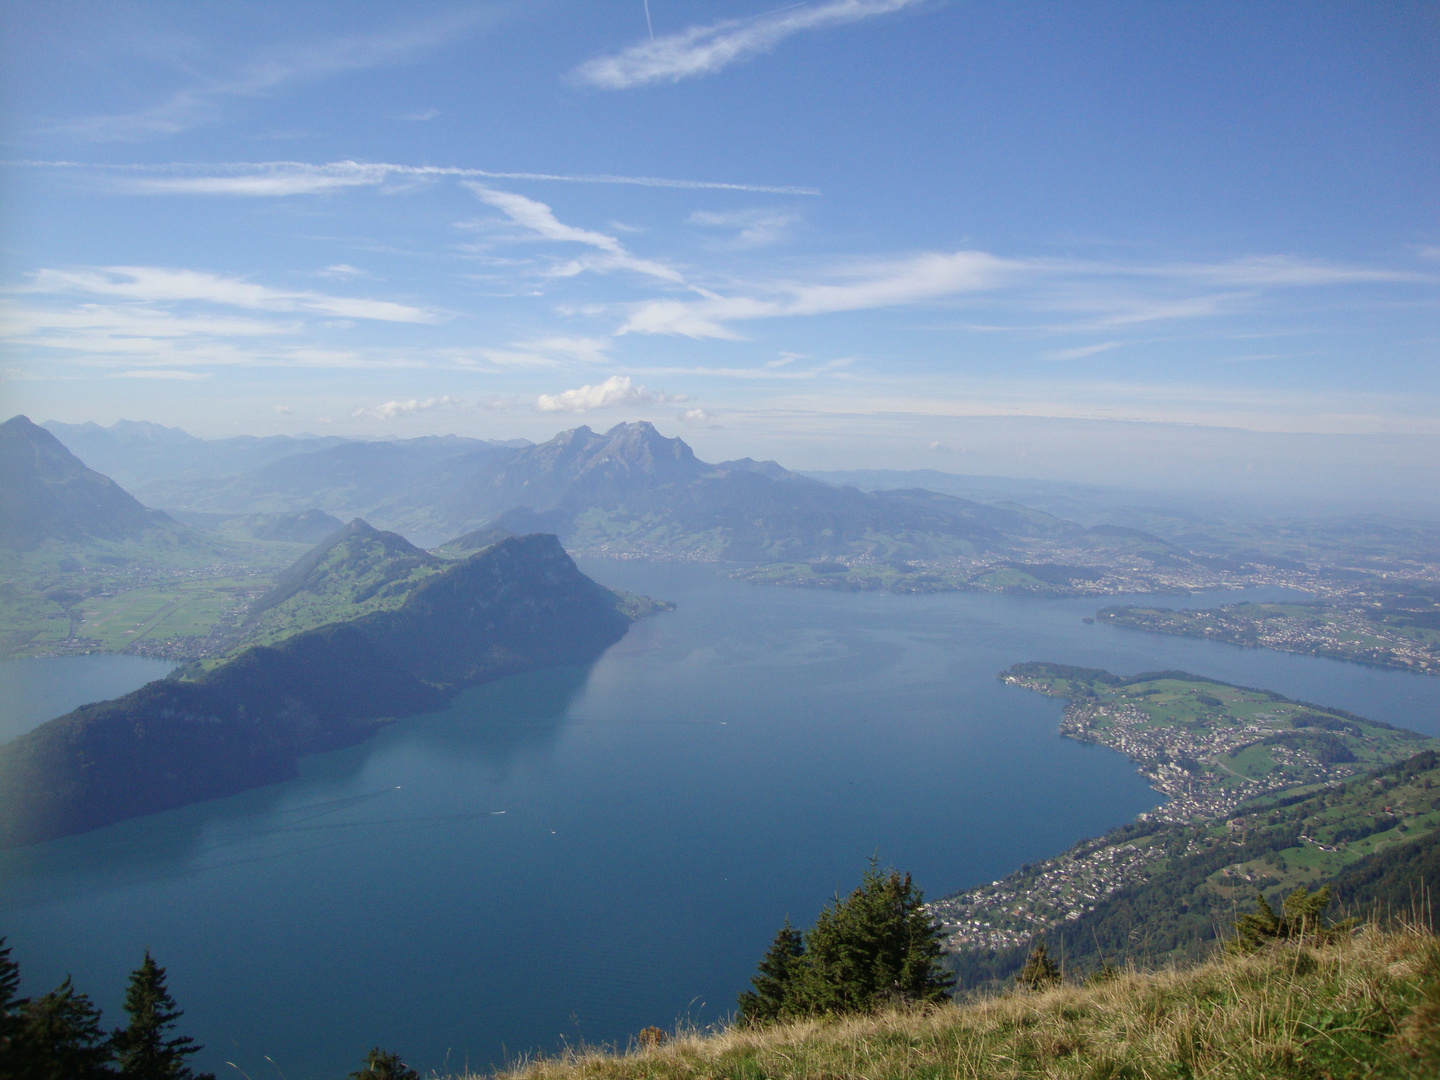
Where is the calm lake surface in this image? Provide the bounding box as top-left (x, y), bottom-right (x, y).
top-left (3, 563), bottom-right (1439, 1079)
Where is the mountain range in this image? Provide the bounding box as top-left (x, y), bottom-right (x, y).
top-left (30, 415), bottom-right (1440, 587)
top-left (47, 419), bottom-right (1097, 559)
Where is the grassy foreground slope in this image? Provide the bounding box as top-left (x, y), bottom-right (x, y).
top-left (479, 927), bottom-right (1440, 1080)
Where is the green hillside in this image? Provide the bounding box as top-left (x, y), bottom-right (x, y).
top-left (937, 658), bottom-right (1440, 991)
top-left (235, 518), bottom-right (449, 649)
top-left (0, 415), bottom-right (319, 661)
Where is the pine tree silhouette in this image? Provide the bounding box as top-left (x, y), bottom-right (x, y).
top-left (1, 937), bottom-right (30, 1078)
top-left (16, 977), bottom-right (116, 1080)
top-left (112, 952), bottom-right (212, 1080)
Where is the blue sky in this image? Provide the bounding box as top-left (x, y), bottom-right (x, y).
top-left (1, 1), bottom-right (1437, 479)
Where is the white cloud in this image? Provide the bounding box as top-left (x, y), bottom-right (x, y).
top-left (681, 407), bottom-right (713, 424)
top-left (0, 301), bottom-right (292, 341)
top-left (468, 185), bottom-right (625, 251)
top-left (351, 396), bottom-right (462, 420)
top-left (466, 184), bottom-right (687, 284)
top-left (445, 334), bottom-right (613, 371)
top-left (536, 375), bottom-right (685, 413)
top-left (621, 250), bottom-right (1017, 337)
top-left (570, 0), bottom-right (922, 90)
top-left (24, 266), bottom-right (440, 324)
top-left (1175, 255), bottom-right (1435, 288)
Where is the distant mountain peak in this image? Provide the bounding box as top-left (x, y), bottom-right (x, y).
top-left (0, 414), bottom-right (172, 550)
top-left (591, 420), bottom-right (699, 470)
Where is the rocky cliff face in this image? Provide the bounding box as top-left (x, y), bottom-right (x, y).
top-left (0, 534), bottom-right (640, 848)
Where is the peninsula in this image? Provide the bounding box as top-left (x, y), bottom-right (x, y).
top-left (0, 532), bottom-right (662, 848)
top-left (931, 663), bottom-right (1440, 979)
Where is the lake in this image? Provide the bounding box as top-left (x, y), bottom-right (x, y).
top-left (3, 563), bottom-right (1439, 1080)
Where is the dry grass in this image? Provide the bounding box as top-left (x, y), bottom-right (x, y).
top-left (463, 924), bottom-right (1440, 1080)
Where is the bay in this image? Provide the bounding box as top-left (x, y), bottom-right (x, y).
top-left (2, 563), bottom-right (1438, 1080)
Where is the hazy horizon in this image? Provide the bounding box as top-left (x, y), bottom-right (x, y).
top-left (27, 410), bottom-right (1440, 520)
top-left (2, 1), bottom-right (1437, 509)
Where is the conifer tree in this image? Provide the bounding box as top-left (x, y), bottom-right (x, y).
top-left (348, 1047), bottom-right (418, 1080)
top-left (736, 920), bottom-right (804, 1025)
top-left (1015, 940), bottom-right (1061, 991)
top-left (112, 952), bottom-right (212, 1080)
top-left (1230, 885), bottom-right (1353, 953)
top-left (1, 938), bottom-right (29, 1080)
top-left (738, 860), bottom-right (954, 1020)
top-left (15, 977), bottom-right (116, 1080)
top-left (799, 862), bottom-right (954, 1013)
top-left (1, 938), bottom-right (26, 1065)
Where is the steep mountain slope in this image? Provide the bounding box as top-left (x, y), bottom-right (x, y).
top-left (0, 415), bottom-right (176, 550)
top-left (0, 534), bottom-right (649, 847)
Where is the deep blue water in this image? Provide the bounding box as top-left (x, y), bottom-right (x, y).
top-left (2, 564), bottom-right (1438, 1080)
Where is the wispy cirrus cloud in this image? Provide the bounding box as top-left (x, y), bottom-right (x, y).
top-left (22, 266), bottom-right (440, 323)
top-left (9, 160), bottom-right (821, 198)
top-left (618, 250), bottom-right (1435, 339)
top-left (466, 184), bottom-right (689, 285)
top-left (570, 0), bottom-right (923, 90)
top-left (1043, 341), bottom-right (1122, 361)
top-left (621, 250), bottom-right (1018, 337)
top-left (690, 208), bottom-right (800, 248)
top-left (54, 12), bottom-right (490, 141)
top-left (117, 369), bottom-right (212, 380)
top-left (445, 335), bottom-right (614, 371)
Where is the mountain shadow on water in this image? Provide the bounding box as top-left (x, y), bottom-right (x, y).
top-left (0, 666), bottom-right (594, 889)
top-left (0, 534), bottom-right (645, 848)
